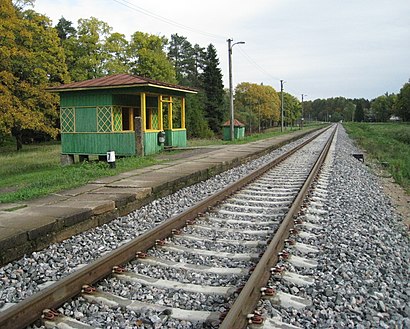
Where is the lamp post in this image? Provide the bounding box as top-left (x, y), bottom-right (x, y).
top-left (301, 94), bottom-right (307, 129)
top-left (280, 80), bottom-right (285, 132)
top-left (228, 38), bottom-right (245, 141)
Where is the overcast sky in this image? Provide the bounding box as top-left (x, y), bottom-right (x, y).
top-left (33, 0), bottom-right (410, 101)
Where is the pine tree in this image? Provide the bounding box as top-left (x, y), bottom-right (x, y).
top-left (354, 102), bottom-right (365, 122)
top-left (202, 44), bottom-right (224, 133)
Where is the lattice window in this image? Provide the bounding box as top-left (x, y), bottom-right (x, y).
top-left (113, 106), bottom-right (122, 131)
top-left (60, 107), bottom-right (75, 132)
top-left (152, 111), bottom-right (159, 130)
top-left (97, 106), bottom-right (112, 132)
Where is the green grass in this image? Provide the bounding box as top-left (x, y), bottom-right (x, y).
top-left (343, 122), bottom-right (410, 193)
top-left (188, 123), bottom-right (325, 147)
top-left (0, 141), bottom-right (159, 203)
top-left (0, 123), bottom-right (324, 204)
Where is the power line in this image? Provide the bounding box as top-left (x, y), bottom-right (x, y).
top-left (237, 46), bottom-right (282, 83)
top-left (111, 0), bottom-right (226, 40)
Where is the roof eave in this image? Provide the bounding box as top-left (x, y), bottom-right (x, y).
top-left (47, 83), bottom-right (198, 94)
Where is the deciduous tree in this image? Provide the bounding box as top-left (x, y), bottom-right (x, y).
top-left (0, 0), bottom-right (68, 149)
top-left (102, 32), bottom-right (129, 74)
top-left (234, 82), bottom-right (280, 132)
top-left (396, 80), bottom-right (410, 121)
top-left (128, 32), bottom-right (176, 83)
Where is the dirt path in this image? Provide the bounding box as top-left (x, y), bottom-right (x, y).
top-left (369, 162), bottom-right (410, 231)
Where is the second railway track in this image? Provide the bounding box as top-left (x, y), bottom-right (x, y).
top-left (0, 125), bottom-right (336, 329)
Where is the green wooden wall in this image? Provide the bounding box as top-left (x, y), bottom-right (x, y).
top-left (75, 107), bottom-right (97, 132)
top-left (61, 133), bottom-right (135, 155)
top-left (144, 131), bottom-right (163, 155)
top-left (165, 129), bottom-right (187, 147)
top-left (112, 94), bottom-right (140, 107)
top-left (60, 91), bottom-right (112, 107)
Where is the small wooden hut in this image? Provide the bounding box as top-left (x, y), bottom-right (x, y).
top-left (48, 74), bottom-right (197, 162)
top-left (222, 119), bottom-right (246, 140)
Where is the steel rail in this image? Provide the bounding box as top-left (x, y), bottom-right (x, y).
top-left (219, 125), bottom-right (336, 329)
top-left (0, 127), bottom-right (330, 329)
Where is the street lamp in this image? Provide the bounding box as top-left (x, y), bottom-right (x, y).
top-left (301, 94), bottom-right (307, 129)
top-left (280, 80), bottom-right (285, 132)
top-left (228, 38), bottom-right (245, 141)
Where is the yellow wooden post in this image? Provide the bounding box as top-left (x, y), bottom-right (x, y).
top-left (168, 96), bottom-right (173, 130)
top-left (140, 92), bottom-right (146, 131)
top-left (129, 108), bottom-right (134, 131)
top-left (181, 97), bottom-right (186, 129)
top-left (158, 95), bottom-right (163, 130)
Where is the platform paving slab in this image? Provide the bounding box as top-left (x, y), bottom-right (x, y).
top-left (55, 184), bottom-right (103, 197)
top-left (90, 187), bottom-right (152, 200)
top-left (49, 199), bottom-right (116, 216)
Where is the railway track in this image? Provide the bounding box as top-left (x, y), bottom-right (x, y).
top-left (0, 126), bottom-right (336, 329)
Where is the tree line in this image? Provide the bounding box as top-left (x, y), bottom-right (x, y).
top-left (1, 0), bottom-right (409, 150)
top-left (303, 82), bottom-right (410, 123)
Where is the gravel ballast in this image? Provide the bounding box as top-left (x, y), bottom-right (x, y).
top-left (259, 125), bottom-right (409, 328)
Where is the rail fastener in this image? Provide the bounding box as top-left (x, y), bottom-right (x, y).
top-left (247, 312), bottom-right (264, 325)
top-left (136, 251), bottom-right (147, 259)
top-left (260, 287), bottom-right (276, 297)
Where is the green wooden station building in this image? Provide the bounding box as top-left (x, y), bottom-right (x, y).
top-left (49, 74), bottom-right (197, 162)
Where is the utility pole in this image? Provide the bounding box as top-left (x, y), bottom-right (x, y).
top-left (227, 38), bottom-right (245, 141)
top-left (280, 80), bottom-right (285, 132)
top-left (301, 94), bottom-right (307, 129)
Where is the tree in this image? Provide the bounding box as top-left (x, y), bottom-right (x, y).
top-left (55, 16), bottom-right (76, 41)
top-left (354, 102), bottom-right (365, 122)
top-left (12, 0), bottom-right (34, 10)
top-left (396, 80), bottom-right (410, 121)
top-left (68, 17), bottom-right (112, 81)
top-left (168, 34), bottom-right (206, 88)
top-left (282, 93), bottom-right (301, 127)
top-left (343, 102), bottom-right (356, 122)
top-left (0, 1), bottom-right (69, 150)
top-left (185, 92), bottom-right (213, 138)
top-left (202, 44), bottom-right (224, 133)
top-left (370, 93), bottom-right (396, 122)
top-left (128, 32), bottom-right (176, 83)
top-left (234, 82), bottom-right (280, 132)
top-left (168, 34), bottom-right (194, 85)
top-left (102, 32), bottom-right (129, 74)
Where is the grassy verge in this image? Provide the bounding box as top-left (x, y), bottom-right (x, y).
top-left (343, 122), bottom-right (410, 193)
top-left (0, 142), bottom-right (159, 203)
top-left (188, 123), bottom-right (325, 147)
top-left (0, 123), bottom-right (324, 203)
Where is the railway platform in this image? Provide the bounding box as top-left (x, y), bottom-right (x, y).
top-left (0, 128), bottom-right (320, 265)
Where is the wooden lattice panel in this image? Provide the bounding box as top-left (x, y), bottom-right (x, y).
top-left (97, 106), bottom-right (112, 132)
top-left (60, 107), bottom-right (75, 132)
top-left (113, 106), bottom-right (122, 131)
top-left (152, 112), bottom-right (159, 130)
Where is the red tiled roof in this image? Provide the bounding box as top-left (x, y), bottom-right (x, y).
top-left (48, 74), bottom-right (197, 93)
top-left (223, 119), bottom-right (245, 127)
